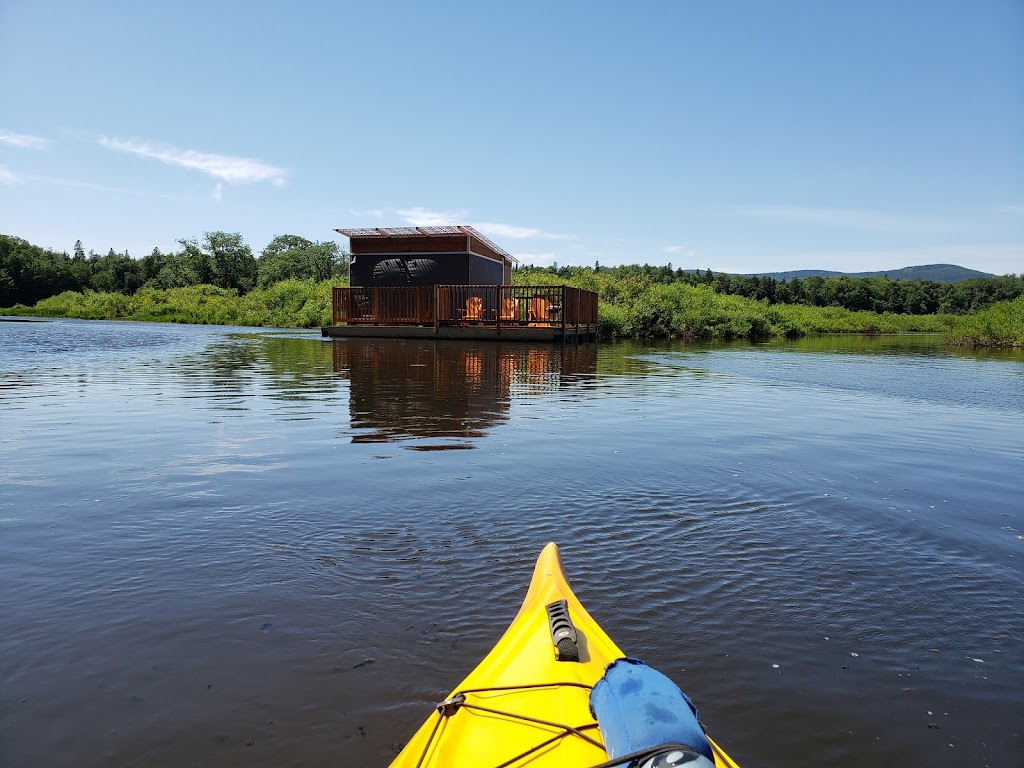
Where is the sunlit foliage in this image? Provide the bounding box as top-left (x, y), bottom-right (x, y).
top-left (946, 295), bottom-right (1024, 348)
top-left (2, 234), bottom-right (1018, 346)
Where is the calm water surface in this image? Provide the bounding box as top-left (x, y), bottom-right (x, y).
top-left (1, 319), bottom-right (1022, 767)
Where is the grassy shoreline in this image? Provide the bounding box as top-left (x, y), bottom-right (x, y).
top-left (591, 281), bottom-right (951, 339)
top-left (3, 280), bottom-right (1020, 348)
top-left (0, 281), bottom-right (336, 328)
top-left (943, 295), bottom-right (1024, 348)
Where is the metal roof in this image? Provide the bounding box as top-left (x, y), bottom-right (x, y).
top-left (334, 225), bottom-right (516, 263)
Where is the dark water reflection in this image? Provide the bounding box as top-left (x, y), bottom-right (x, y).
top-left (1, 320), bottom-right (1022, 768)
top-left (333, 340), bottom-right (596, 445)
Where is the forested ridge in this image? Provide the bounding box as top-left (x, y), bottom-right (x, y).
top-left (745, 264), bottom-right (993, 282)
top-left (3, 232), bottom-right (1020, 315)
top-left (514, 263), bottom-right (1023, 316)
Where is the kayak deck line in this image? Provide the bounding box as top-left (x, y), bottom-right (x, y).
top-left (418, 684), bottom-right (718, 768)
top-left (412, 682), bottom-right (605, 768)
top-left (389, 543), bottom-right (741, 768)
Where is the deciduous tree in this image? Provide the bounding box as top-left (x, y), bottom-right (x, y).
top-left (258, 234), bottom-right (344, 287)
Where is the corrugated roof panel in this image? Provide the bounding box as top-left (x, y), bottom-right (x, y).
top-left (334, 225), bottom-right (516, 262)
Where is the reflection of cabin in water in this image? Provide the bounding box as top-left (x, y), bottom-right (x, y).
top-left (321, 226), bottom-right (598, 343)
top-left (332, 339), bottom-right (597, 445)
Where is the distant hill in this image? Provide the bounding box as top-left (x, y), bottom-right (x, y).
top-left (744, 264), bottom-right (994, 282)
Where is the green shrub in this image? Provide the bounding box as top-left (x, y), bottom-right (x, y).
top-left (945, 295), bottom-right (1024, 348)
top-left (4, 271), bottom-right (1015, 347)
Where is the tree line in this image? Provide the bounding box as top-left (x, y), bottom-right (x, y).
top-left (515, 263), bottom-right (1023, 316)
top-left (0, 232), bottom-right (349, 308)
top-left (4, 231), bottom-right (1020, 319)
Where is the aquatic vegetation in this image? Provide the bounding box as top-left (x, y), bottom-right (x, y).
top-left (945, 295), bottom-right (1024, 348)
top-left (559, 279), bottom-right (949, 340)
top-left (0, 266), bottom-right (1008, 347)
top-left (5, 280), bottom-right (338, 328)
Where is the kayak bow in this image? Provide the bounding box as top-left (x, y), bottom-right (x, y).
top-left (389, 543), bottom-right (740, 767)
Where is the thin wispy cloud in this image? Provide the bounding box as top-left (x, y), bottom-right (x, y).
top-left (348, 208), bottom-right (385, 219)
top-left (997, 204), bottom-right (1024, 216)
top-left (513, 252), bottom-right (558, 266)
top-left (472, 222), bottom-right (576, 241)
top-left (97, 136), bottom-right (287, 186)
top-left (739, 204), bottom-right (953, 233)
top-left (393, 207), bottom-right (576, 241)
top-left (21, 172), bottom-right (189, 200)
top-left (662, 245), bottom-right (695, 257)
top-left (0, 130), bottom-right (50, 150)
top-left (212, 182), bottom-right (224, 203)
top-left (0, 164), bottom-right (20, 185)
top-left (395, 206), bottom-right (469, 226)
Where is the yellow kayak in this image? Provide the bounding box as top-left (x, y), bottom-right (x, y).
top-left (389, 543), bottom-right (740, 767)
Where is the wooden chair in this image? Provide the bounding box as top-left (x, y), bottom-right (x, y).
top-left (529, 297), bottom-right (550, 326)
top-left (464, 296), bottom-right (484, 323)
top-left (499, 297), bottom-right (519, 323)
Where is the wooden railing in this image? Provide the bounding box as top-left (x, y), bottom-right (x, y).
top-left (332, 286), bottom-right (434, 325)
top-left (331, 285), bottom-right (598, 332)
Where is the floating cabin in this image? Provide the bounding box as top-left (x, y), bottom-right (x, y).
top-left (321, 226), bottom-right (598, 343)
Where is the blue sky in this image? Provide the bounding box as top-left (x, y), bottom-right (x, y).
top-left (1, 0), bottom-right (1021, 274)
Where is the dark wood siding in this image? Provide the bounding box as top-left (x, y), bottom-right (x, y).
top-left (468, 254), bottom-right (504, 285)
top-left (346, 233), bottom-right (511, 288)
top-left (467, 235), bottom-right (505, 264)
top-left (350, 235), bottom-right (467, 255)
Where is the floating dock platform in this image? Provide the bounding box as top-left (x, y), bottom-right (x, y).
top-left (321, 285), bottom-right (599, 344)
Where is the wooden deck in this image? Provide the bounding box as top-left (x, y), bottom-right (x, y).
top-left (322, 285), bottom-right (599, 343)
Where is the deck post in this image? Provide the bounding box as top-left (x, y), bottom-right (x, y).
top-left (575, 287), bottom-right (580, 345)
top-left (561, 286), bottom-right (566, 347)
top-left (433, 286), bottom-right (439, 333)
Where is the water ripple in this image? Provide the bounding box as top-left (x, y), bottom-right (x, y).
top-left (1, 322), bottom-right (1022, 768)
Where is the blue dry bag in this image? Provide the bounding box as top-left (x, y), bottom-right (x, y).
top-left (590, 658), bottom-right (715, 767)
